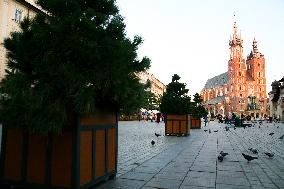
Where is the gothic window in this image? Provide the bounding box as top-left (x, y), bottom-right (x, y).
top-left (258, 72), bottom-right (261, 77)
top-left (239, 86), bottom-right (241, 91)
top-left (239, 72), bottom-right (241, 76)
top-left (258, 63), bottom-right (260, 67)
top-left (239, 64), bottom-right (241, 69)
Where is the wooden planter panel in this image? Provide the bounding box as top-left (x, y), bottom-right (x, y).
top-left (165, 121), bottom-right (173, 134)
top-left (165, 114), bottom-right (190, 136)
top-left (4, 129), bottom-right (23, 182)
top-left (27, 134), bottom-right (47, 184)
top-left (80, 131), bottom-right (92, 186)
top-left (180, 121), bottom-right (187, 134)
top-left (95, 130), bottom-right (106, 178)
top-left (107, 128), bottom-right (116, 172)
top-left (191, 118), bottom-right (201, 129)
top-left (51, 133), bottom-right (72, 187)
top-left (0, 112), bottom-right (118, 189)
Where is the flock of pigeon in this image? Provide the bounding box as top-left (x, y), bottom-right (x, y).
top-left (210, 124), bottom-right (284, 163)
top-left (150, 123), bottom-right (284, 164)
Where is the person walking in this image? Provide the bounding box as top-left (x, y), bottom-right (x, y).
top-left (204, 115), bottom-right (208, 126)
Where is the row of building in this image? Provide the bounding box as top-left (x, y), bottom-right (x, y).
top-left (0, 0), bottom-right (166, 100)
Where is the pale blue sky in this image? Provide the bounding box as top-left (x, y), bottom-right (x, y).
top-left (116, 0), bottom-right (284, 95)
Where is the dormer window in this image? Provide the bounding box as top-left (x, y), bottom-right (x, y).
top-left (15, 9), bottom-right (22, 23)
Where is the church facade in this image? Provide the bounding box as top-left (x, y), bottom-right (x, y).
top-left (200, 22), bottom-right (268, 118)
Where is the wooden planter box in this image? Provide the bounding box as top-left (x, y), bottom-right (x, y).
top-left (165, 114), bottom-right (190, 136)
top-left (190, 117), bottom-right (201, 129)
top-left (0, 111), bottom-right (117, 189)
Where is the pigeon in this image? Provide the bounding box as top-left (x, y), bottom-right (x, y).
top-left (234, 126), bottom-right (236, 130)
top-left (277, 126), bottom-right (279, 128)
top-left (269, 132), bottom-right (274, 136)
top-left (248, 148), bottom-right (258, 154)
top-left (242, 153), bottom-right (258, 162)
top-left (151, 140), bottom-right (155, 145)
top-left (264, 152), bottom-right (274, 158)
top-left (214, 130), bottom-right (218, 132)
top-left (220, 151), bottom-right (229, 157)
top-left (279, 134), bottom-right (284, 140)
top-left (204, 129), bottom-right (208, 132)
top-left (155, 133), bottom-right (161, 137)
top-left (259, 126), bottom-right (261, 129)
top-left (218, 155), bottom-right (224, 162)
top-left (209, 129), bottom-right (211, 134)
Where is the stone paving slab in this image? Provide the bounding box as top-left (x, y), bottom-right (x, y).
top-left (96, 121), bottom-right (284, 189)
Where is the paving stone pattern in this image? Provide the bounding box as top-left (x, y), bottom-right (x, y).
top-left (95, 121), bottom-right (284, 189)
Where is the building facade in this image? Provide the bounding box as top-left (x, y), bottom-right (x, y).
top-left (268, 77), bottom-right (284, 121)
top-left (138, 70), bottom-right (166, 97)
top-left (200, 22), bottom-right (268, 118)
top-left (0, 0), bottom-right (39, 79)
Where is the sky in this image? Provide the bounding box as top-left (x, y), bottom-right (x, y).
top-left (116, 0), bottom-right (284, 96)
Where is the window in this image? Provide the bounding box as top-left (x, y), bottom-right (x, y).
top-left (15, 9), bottom-right (22, 23)
top-left (239, 64), bottom-right (241, 69)
top-left (258, 63), bottom-right (260, 67)
top-left (239, 72), bottom-right (241, 76)
top-left (248, 64), bottom-right (251, 69)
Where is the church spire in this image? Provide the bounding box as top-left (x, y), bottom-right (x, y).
top-left (253, 37), bottom-right (258, 53)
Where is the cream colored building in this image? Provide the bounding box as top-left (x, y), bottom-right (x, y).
top-left (0, 0), bottom-right (39, 79)
top-left (138, 70), bottom-right (166, 97)
top-left (268, 77), bottom-right (284, 121)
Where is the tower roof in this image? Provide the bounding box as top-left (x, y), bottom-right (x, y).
top-left (229, 22), bottom-right (243, 47)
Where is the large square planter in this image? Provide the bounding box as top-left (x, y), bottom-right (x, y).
top-left (190, 117), bottom-right (201, 129)
top-left (165, 114), bottom-right (190, 136)
top-left (0, 111), bottom-right (118, 189)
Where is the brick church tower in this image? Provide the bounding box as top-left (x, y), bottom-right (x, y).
top-left (228, 22), bottom-right (247, 113)
top-left (245, 38), bottom-right (267, 116)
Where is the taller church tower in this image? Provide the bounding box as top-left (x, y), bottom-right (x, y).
top-left (228, 22), bottom-right (247, 113)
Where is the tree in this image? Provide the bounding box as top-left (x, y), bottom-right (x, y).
top-left (191, 93), bottom-right (208, 118)
top-left (160, 74), bottom-right (191, 114)
top-left (0, 0), bottom-right (150, 133)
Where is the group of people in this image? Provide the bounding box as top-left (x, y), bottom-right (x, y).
top-left (203, 112), bottom-right (281, 128)
top-left (140, 111), bottom-right (164, 123)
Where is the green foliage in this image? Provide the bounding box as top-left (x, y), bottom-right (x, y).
top-left (191, 93), bottom-right (208, 118)
top-left (159, 74), bottom-right (191, 114)
top-left (143, 91), bottom-right (160, 111)
top-left (0, 0), bottom-right (150, 133)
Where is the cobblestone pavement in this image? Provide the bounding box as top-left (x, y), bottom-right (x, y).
top-left (96, 120), bottom-right (284, 189)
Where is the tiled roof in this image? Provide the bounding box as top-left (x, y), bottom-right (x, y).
top-left (203, 72), bottom-right (228, 90)
top-left (204, 96), bottom-right (225, 105)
